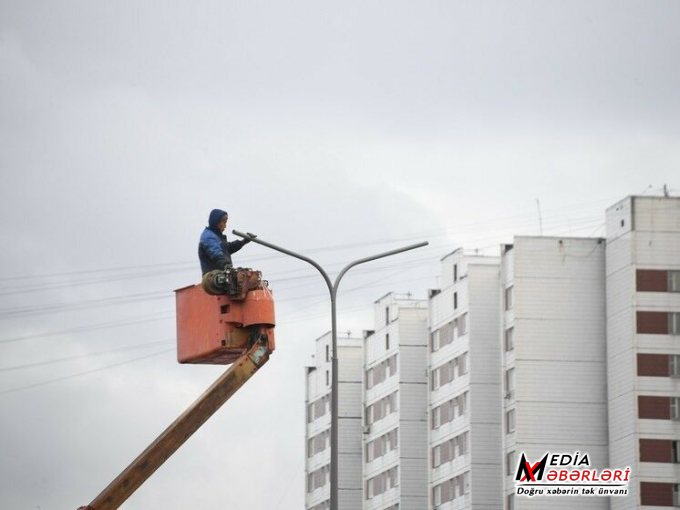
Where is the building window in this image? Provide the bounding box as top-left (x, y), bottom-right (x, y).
top-left (385, 306), bottom-right (390, 326)
top-left (507, 451), bottom-right (516, 476)
top-left (366, 354), bottom-right (398, 390)
top-left (506, 409), bottom-right (516, 433)
top-left (432, 472), bottom-right (470, 505)
top-left (455, 313), bottom-right (468, 337)
top-left (431, 360), bottom-right (450, 390)
top-left (457, 352), bottom-right (468, 376)
top-left (635, 269), bottom-right (680, 293)
top-left (672, 398), bottom-right (680, 421)
top-left (639, 395), bottom-right (672, 420)
top-left (454, 263), bottom-right (458, 282)
top-left (457, 431), bottom-right (468, 456)
top-left (505, 327), bottom-right (514, 351)
top-left (431, 321), bottom-right (454, 352)
top-left (505, 368), bottom-right (515, 399)
top-left (325, 344), bottom-right (330, 362)
top-left (637, 311), bottom-right (670, 334)
top-left (366, 466), bottom-right (398, 499)
top-left (641, 438), bottom-right (674, 463)
top-left (454, 292), bottom-right (458, 310)
top-left (505, 286), bottom-right (514, 311)
top-left (671, 355), bottom-right (680, 377)
top-left (507, 493), bottom-right (515, 510)
top-left (432, 431), bottom-right (468, 468)
top-left (671, 313), bottom-right (680, 335)
top-left (638, 353), bottom-right (671, 377)
top-left (385, 333), bottom-right (390, 350)
top-left (326, 370), bottom-right (329, 386)
top-left (432, 391), bottom-right (468, 429)
top-left (307, 465), bottom-right (330, 493)
top-left (366, 427), bottom-right (398, 462)
top-left (366, 391), bottom-right (398, 426)
top-left (641, 482), bottom-right (675, 506)
top-left (674, 484), bottom-right (680, 506)
top-left (637, 269), bottom-right (669, 292)
top-left (308, 430), bottom-right (330, 458)
top-left (431, 353), bottom-right (467, 390)
top-left (672, 442), bottom-right (680, 464)
top-left (307, 394), bottom-right (330, 423)
top-left (670, 271), bottom-right (680, 292)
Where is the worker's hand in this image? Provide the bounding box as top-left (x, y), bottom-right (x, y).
top-left (243, 232), bottom-right (257, 244)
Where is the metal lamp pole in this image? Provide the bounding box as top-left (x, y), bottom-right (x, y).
top-left (233, 230), bottom-right (427, 510)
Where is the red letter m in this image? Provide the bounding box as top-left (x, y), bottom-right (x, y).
top-left (515, 453), bottom-right (548, 482)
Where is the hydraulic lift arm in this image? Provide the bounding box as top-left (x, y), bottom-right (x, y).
top-left (79, 268), bottom-right (276, 510)
top-left (79, 336), bottom-right (272, 510)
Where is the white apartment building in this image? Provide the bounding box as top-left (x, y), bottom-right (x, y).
top-left (606, 196), bottom-right (680, 509)
top-left (304, 194), bottom-right (680, 510)
top-left (500, 236), bottom-right (609, 510)
top-left (363, 293), bottom-right (429, 510)
top-left (427, 249), bottom-right (502, 510)
top-left (305, 332), bottom-right (363, 510)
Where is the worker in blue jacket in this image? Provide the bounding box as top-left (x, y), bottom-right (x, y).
top-left (198, 209), bottom-right (251, 275)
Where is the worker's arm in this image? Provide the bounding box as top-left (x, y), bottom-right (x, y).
top-left (226, 237), bottom-right (249, 254)
top-left (199, 231), bottom-right (232, 268)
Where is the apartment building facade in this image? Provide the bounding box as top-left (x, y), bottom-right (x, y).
top-left (363, 293), bottom-right (429, 510)
top-left (428, 249), bottom-right (502, 510)
top-left (304, 194), bottom-right (679, 510)
top-left (606, 196), bottom-right (680, 509)
top-left (500, 236), bottom-right (609, 510)
top-left (305, 332), bottom-right (363, 510)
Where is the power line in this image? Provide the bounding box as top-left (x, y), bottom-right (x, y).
top-left (0, 261), bottom-right (432, 346)
top-left (0, 348), bottom-right (174, 396)
top-left (0, 311), bottom-right (174, 344)
top-left (0, 210), bottom-right (606, 303)
top-left (0, 196), bottom-right (616, 283)
top-left (0, 251), bottom-right (438, 319)
top-left (0, 269), bottom-right (436, 392)
top-left (0, 291), bottom-right (170, 319)
top-left (0, 216), bottom-right (603, 322)
top-left (0, 340), bottom-right (174, 372)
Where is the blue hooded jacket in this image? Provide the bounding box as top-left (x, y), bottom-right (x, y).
top-left (198, 209), bottom-right (246, 275)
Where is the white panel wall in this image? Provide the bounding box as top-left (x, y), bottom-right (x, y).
top-left (364, 294), bottom-right (428, 510)
top-left (505, 237), bottom-right (608, 510)
top-left (468, 263), bottom-right (503, 510)
top-left (633, 196), bottom-right (680, 233)
top-left (429, 253), bottom-right (502, 510)
top-left (306, 333), bottom-right (363, 510)
top-left (606, 197), bottom-right (633, 242)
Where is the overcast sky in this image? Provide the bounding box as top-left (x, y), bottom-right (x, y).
top-left (1, 1), bottom-right (679, 509)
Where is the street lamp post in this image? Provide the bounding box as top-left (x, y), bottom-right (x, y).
top-left (233, 230), bottom-right (428, 510)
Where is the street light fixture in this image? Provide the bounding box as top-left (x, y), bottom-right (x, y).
top-left (233, 230), bottom-right (428, 510)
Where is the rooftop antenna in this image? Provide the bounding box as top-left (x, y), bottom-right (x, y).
top-left (536, 198), bottom-right (543, 236)
top-left (664, 184), bottom-right (670, 197)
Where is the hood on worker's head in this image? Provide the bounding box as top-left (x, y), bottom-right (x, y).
top-left (208, 209), bottom-right (228, 230)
